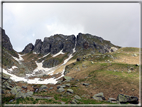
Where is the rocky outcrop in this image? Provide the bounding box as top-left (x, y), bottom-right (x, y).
top-left (117, 94), bottom-right (138, 104)
top-left (22, 43), bottom-right (34, 54)
top-left (41, 34), bottom-right (75, 55)
top-left (76, 33), bottom-right (115, 54)
top-left (92, 92), bottom-right (106, 101)
top-left (33, 39), bottom-right (42, 54)
top-left (41, 37), bottom-right (51, 55)
top-left (22, 34), bottom-right (76, 55)
top-left (22, 33), bottom-right (120, 55)
top-left (1, 28), bottom-right (18, 58)
top-left (1, 28), bottom-right (13, 51)
top-left (42, 58), bottom-right (60, 68)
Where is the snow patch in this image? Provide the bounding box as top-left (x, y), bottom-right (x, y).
top-left (52, 50), bottom-right (65, 57)
top-left (73, 47), bottom-right (76, 53)
top-left (33, 52), bottom-right (38, 54)
top-left (73, 40), bottom-right (77, 53)
top-left (12, 54), bottom-right (24, 64)
top-left (38, 53), bottom-right (50, 59)
top-left (1, 67), bottom-right (58, 84)
top-left (8, 66), bottom-right (18, 71)
top-left (62, 54), bottom-right (73, 65)
top-left (1, 53), bottom-right (74, 84)
top-left (18, 54), bottom-right (24, 60)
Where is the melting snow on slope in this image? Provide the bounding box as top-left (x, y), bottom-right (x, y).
top-left (12, 54), bottom-right (24, 64)
top-left (8, 66), bottom-right (18, 71)
top-left (1, 67), bottom-right (58, 84)
top-left (33, 52), bottom-right (39, 54)
top-left (62, 54), bottom-right (73, 65)
top-left (38, 53), bottom-right (50, 59)
top-left (52, 50), bottom-right (65, 57)
top-left (73, 40), bottom-right (77, 53)
top-left (73, 47), bottom-right (76, 53)
top-left (1, 53), bottom-right (73, 84)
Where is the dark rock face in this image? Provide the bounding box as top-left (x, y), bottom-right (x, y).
top-left (22, 34), bottom-right (76, 55)
top-left (1, 28), bottom-right (13, 51)
top-left (42, 58), bottom-right (60, 68)
top-left (22, 43), bottom-right (34, 54)
top-left (1, 28), bottom-right (18, 59)
top-left (41, 34), bottom-right (75, 55)
top-left (76, 33), bottom-right (113, 54)
top-left (117, 94), bottom-right (138, 104)
top-left (33, 39), bottom-right (42, 54)
top-left (22, 33), bottom-right (119, 55)
top-left (62, 35), bottom-right (76, 53)
top-left (41, 37), bottom-right (51, 55)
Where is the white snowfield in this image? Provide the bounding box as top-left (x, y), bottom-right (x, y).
top-left (1, 67), bottom-right (58, 84)
top-left (12, 54), bottom-right (24, 64)
top-left (52, 50), bottom-right (65, 57)
top-left (1, 53), bottom-right (73, 84)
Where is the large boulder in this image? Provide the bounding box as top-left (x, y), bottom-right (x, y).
top-left (71, 99), bottom-right (79, 104)
top-left (11, 86), bottom-right (22, 95)
top-left (109, 47), bottom-right (118, 52)
top-left (67, 89), bottom-right (73, 94)
top-left (82, 83), bottom-right (89, 86)
top-left (39, 85), bottom-right (48, 92)
top-left (57, 87), bottom-right (65, 93)
top-left (2, 75), bottom-right (10, 80)
top-left (92, 92), bottom-right (105, 101)
top-left (63, 76), bottom-right (72, 82)
top-left (25, 91), bottom-right (33, 97)
top-left (117, 94), bottom-right (138, 104)
top-left (15, 91), bottom-right (25, 99)
top-left (74, 95), bottom-right (81, 100)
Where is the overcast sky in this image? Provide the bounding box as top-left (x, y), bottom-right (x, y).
top-left (3, 3), bottom-right (140, 52)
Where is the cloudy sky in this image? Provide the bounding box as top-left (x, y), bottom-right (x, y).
top-left (3, 3), bottom-right (140, 52)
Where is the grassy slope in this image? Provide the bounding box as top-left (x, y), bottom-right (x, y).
top-left (65, 47), bottom-right (140, 100)
top-left (2, 47), bottom-right (140, 104)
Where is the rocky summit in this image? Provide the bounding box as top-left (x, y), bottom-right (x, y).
top-left (22, 33), bottom-right (120, 55)
top-left (1, 27), bottom-right (140, 105)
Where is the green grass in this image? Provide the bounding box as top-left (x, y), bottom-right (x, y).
top-left (78, 98), bottom-right (114, 104)
top-left (2, 95), bottom-right (15, 104)
top-left (121, 47), bottom-right (139, 52)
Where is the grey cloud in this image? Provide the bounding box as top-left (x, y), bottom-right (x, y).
top-left (3, 3), bottom-right (140, 52)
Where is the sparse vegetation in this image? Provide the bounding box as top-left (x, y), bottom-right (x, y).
top-left (2, 44), bottom-right (140, 105)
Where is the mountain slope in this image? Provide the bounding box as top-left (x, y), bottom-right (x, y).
top-left (1, 28), bottom-right (140, 105)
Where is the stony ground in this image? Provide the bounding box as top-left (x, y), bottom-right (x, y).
top-left (1, 47), bottom-right (140, 105)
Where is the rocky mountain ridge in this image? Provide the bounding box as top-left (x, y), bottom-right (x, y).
top-left (1, 27), bottom-right (120, 76)
top-left (22, 33), bottom-right (120, 55)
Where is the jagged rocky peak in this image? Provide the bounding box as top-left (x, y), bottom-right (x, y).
top-left (1, 28), bottom-right (13, 51)
top-left (1, 28), bottom-right (19, 58)
top-left (39, 34), bottom-right (76, 55)
top-left (22, 32), bottom-right (119, 55)
top-left (33, 39), bottom-right (43, 54)
top-left (22, 43), bottom-right (34, 54)
top-left (76, 33), bottom-right (117, 54)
